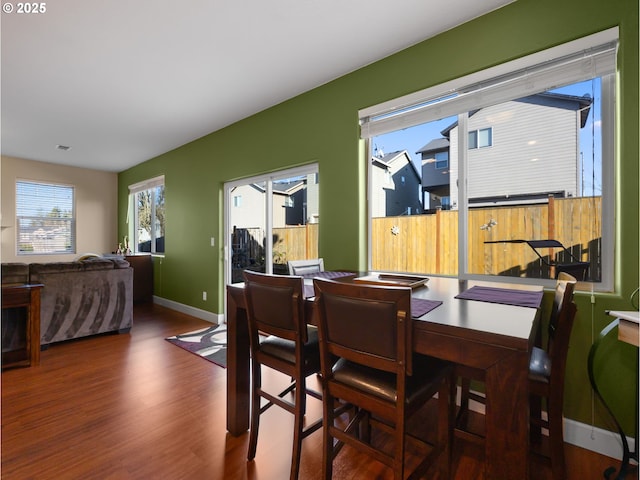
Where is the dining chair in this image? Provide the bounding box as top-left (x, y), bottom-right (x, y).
top-left (243, 270), bottom-right (323, 480)
top-left (456, 272), bottom-right (577, 480)
top-left (313, 278), bottom-right (455, 480)
top-left (287, 258), bottom-right (324, 276)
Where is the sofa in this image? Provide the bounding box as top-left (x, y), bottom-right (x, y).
top-left (2, 257), bottom-right (133, 346)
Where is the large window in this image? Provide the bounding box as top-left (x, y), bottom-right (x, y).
top-left (224, 164), bottom-right (319, 284)
top-left (361, 29), bottom-right (617, 290)
top-left (16, 180), bottom-right (75, 255)
top-left (128, 175), bottom-right (165, 254)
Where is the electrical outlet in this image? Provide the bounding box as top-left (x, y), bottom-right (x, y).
top-left (210, 237), bottom-right (215, 247)
top-left (202, 291), bottom-right (207, 301)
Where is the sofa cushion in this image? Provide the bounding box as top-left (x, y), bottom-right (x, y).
top-left (29, 257), bottom-right (129, 275)
top-left (81, 256), bottom-right (130, 269)
top-left (30, 262), bottom-right (85, 274)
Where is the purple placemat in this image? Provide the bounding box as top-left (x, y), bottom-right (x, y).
top-left (301, 271), bottom-right (355, 279)
top-left (411, 298), bottom-right (443, 318)
top-left (455, 286), bottom-right (543, 308)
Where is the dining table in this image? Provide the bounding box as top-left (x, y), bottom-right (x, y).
top-left (225, 272), bottom-right (544, 480)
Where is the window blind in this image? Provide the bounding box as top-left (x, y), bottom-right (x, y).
top-left (16, 180), bottom-right (75, 255)
top-left (360, 28), bottom-right (618, 139)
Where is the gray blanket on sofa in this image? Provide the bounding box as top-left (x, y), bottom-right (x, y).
top-left (29, 258), bottom-right (133, 345)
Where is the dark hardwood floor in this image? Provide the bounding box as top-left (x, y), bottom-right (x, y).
top-left (1, 303), bottom-right (632, 479)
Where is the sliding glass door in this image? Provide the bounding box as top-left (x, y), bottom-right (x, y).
top-left (224, 164), bottom-right (319, 285)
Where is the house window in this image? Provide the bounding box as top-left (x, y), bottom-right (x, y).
top-left (16, 180), bottom-right (75, 255)
top-left (129, 175), bottom-right (165, 254)
top-left (435, 151), bottom-right (449, 169)
top-left (233, 195), bottom-right (242, 207)
top-left (469, 128), bottom-right (492, 149)
top-left (360, 28), bottom-right (617, 290)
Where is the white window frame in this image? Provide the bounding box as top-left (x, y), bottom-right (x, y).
top-left (223, 163), bottom-right (319, 289)
top-left (469, 127), bottom-right (492, 149)
top-left (128, 175), bottom-right (165, 255)
top-left (16, 179), bottom-right (76, 255)
top-left (360, 28), bottom-right (617, 291)
top-left (435, 151), bottom-right (449, 169)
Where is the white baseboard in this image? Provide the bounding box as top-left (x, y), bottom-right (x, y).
top-left (465, 391), bottom-right (635, 461)
top-left (152, 296), bottom-right (222, 324)
top-left (564, 418), bottom-right (636, 461)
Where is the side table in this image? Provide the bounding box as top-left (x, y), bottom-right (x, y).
top-left (1, 283), bottom-right (43, 369)
top-left (125, 254), bottom-right (153, 303)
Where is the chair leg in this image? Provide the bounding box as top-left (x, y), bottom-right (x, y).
top-left (289, 377), bottom-right (306, 480)
top-left (322, 393), bottom-right (334, 480)
top-left (441, 371), bottom-right (455, 478)
top-left (394, 412), bottom-right (407, 480)
top-left (248, 362), bottom-right (261, 461)
top-left (547, 403), bottom-right (566, 480)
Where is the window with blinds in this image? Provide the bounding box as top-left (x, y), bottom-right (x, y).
top-left (16, 180), bottom-right (76, 255)
top-left (361, 28), bottom-right (617, 290)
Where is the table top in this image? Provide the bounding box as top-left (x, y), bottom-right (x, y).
top-left (394, 275), bottom-right (542, 349)
top-left (607, 310), bottom-right (640, 324)
top-left (232, 272), bottom-right (543, 351)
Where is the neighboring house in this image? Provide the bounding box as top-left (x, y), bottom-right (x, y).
top-left (418, 92), bottom-right (592, 210)
top-left (370, 149), bottom-right (423, 217)
top-left (418, 138), bottom-right (451, 210)
top-left (230, 175), bottom-right (317, 230)
top-left (273, 178), bottom-right (312, 225)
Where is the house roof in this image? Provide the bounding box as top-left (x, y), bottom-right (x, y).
top-left (273, 180), bottom-right (306, 195)
top-left (438, 91), bottom-right (594, 138)
top-left (371, 150), bottom-right (421, 179)
top-left (416, 138), bottom-right (450, 154)
top-left (242, 180), bottom-right (305, 196)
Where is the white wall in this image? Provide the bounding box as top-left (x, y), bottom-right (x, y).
top-left (1, 155), bottom-right (118, 263)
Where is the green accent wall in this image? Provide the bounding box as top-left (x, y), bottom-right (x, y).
top-left (119, 0), bottom-right (639, 433)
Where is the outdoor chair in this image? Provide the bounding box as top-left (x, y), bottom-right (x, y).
top-left (485, 239), bottom-right (589, 280)
top-left (456, 272), bottom-right (578, 480)
top-left (243, 270), bottom-right (323, 480)
top-left (313, 278), bottom-right (455, 480)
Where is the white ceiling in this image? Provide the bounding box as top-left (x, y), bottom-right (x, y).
top-left (1, 0), bottom-right (513, 172)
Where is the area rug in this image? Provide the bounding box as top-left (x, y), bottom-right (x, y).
top-left (165, 324), bottom-right (227, 368)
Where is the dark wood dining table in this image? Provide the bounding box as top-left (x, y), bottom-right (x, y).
top-left (226, 273), bottom-right (543, 480)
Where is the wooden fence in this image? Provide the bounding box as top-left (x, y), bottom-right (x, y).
top-left (241, 197), bottom-right (602, 281)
